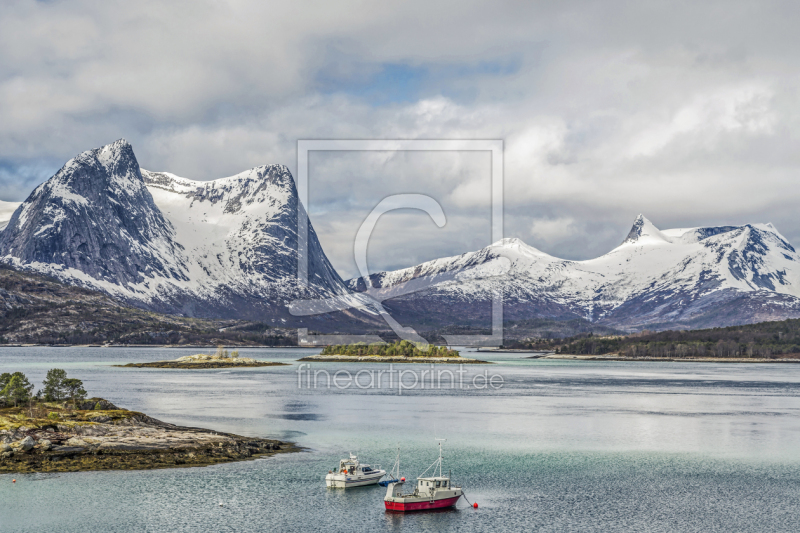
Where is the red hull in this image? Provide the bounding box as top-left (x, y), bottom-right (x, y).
top-left (384, 495), bottom-right (461, 512)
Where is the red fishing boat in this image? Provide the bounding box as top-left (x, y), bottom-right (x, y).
top-left (384, 440), bottom-right (463, 512)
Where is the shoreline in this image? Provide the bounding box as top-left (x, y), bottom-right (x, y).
top-left (0, 344), bottom-right (301, 348)
top-left (542, 354), bottom-right (800, 363)
top-left (298, 354), bottom-right (492, 364)
top-left (0, 398), bottom-right (299, 474)
top-left (479, 349), bottom-right (551, 354)
top-left (117, 361), bottom-right (290, 369)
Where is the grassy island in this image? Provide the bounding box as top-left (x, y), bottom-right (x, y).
top-left (321, 340), bottom-right (460, 358)
top-left (299, 340), bottom-right (491, 364)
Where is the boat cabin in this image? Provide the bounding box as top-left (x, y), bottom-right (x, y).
top-left (335, 454), bottom-right (380, 476)
top-left (417, 476), bottom-right (450, 491)
top-left (385, 474), bottom-right (461, 502)
top-left (338, 457), bottom-right (359, 474)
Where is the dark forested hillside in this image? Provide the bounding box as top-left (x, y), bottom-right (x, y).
top-left (510, 319), bottom-right (800, 358)
top-left (0, 265), bottom-right (295, 346)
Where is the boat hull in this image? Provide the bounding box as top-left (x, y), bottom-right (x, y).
top-left (325, 472), bottom-right (384, 488)
top-left (384, 495), bottom-right (461, 512)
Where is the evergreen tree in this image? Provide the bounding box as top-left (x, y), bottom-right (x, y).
top-left (42, 368), bottom-right (68, 401)
top-left (1, 372), bottom-right (34, 407)
top-left (63, 378), bottom-right (87, 405)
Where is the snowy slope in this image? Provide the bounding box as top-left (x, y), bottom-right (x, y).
top-left (349, 215), bottom-right (800, 329)
top-left (140, 166), bottom-right (350, 317)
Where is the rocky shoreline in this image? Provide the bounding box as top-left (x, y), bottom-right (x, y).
top-left (0, 398), bottom-right (298, 474)
top-left (119, 361), bottom-right (288, 369)
top-left (297, 354), bottom-right (492, 364)
top-left (117, 351), bottom-right (290, 369)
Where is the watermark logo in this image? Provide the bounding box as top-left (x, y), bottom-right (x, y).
top-left (291, 140), bottom-right (505, 347)
top-left (296, 363), bottom-right (504, 395)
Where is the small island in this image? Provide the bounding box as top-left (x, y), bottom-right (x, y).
top-left (119, 346), bottom-right (289, 369)
top-left (1, 369), bottom-right (296, 473)
top-left (299, 340), bottom-right (491, 364)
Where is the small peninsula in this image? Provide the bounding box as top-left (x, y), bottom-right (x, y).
top-left (1, 370), bottom-right (296, 473)
top-left (120, 347), bottom-right (289, 369)
top-left (299, 340), bottom-right (492, 364)
top-left (1, 399), bottom-right (296, 473)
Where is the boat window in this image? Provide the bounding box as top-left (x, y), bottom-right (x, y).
top-left (443, 481), bottom-right (447, 487)
top-left (436, 481), bottom-right (441, 488)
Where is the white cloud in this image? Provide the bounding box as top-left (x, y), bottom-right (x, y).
top-left (529, 217), bottom-right (577, 246)
top-left (3, 0), bottom-right (800, 274)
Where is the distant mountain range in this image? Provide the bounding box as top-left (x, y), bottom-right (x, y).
top-left (348, 216), bottom-right (800, 330)
top-left (2, 139), bottom-right (799, 334)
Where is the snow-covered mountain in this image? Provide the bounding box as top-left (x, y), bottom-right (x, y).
top-left (348, 215), bottom-right (800, 330)
top-left (3, 139), bottom-right (799, 331)
top-left (0, 140), bottom-right (370, 325)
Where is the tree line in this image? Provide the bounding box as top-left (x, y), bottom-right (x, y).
top-left (0, 369), bottom-right (87, 408)
top-left (321, 340), bottom-right (460, 357)
top-left (507, 318), bottom-right (800, 358)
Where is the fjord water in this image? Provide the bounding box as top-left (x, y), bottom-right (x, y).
top-left (2, 348), bottom-right (800, 532)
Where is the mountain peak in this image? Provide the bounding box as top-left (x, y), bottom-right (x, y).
top-left (492, 237), bottom-right (526, 247)
top-left (97, 138), bottom-right (133, 158)
top-left (0, 139), bottom-right (182, 288)
top-left (103, 138), bottom-right (131, 150)
top-left (621, 214), bottom-right (671, 246)
top-left (489, 236), bottom-right (553, 259)
top-left (490, 237), bottom-right (541, 252)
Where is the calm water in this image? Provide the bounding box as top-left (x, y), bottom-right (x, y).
top-left (2, 347), bottom-right (800, 532)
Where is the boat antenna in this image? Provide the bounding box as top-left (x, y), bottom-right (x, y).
top-left (435, 438), bottom-right (446, 477)
top-left (418, 439), bottom-right (447, 478)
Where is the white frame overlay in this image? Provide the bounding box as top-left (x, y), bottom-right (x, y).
top-left (295, 139), bottom-right (504, 347)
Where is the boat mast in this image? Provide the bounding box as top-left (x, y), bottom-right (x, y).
top-left (435, 438), bottom-right (446, 477)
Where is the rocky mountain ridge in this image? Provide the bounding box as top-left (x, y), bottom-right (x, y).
top-left (0, 140), bottom-right (377, 329)
top-left (348, 215), bottom-right (800, 330)
top-left (2, 139), bottom-right (799, 332)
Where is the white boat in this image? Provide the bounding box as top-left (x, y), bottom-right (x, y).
top-left (384, 440), bottom-right (463, 511)
top-left (325, 453), bottom-right (386, 488)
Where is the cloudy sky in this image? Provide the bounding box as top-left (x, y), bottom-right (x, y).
top-left (2, 0), bottom-right (799, 278)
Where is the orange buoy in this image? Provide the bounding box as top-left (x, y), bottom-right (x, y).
top-left (401, 477), bottom-right (405, 482)
top-left (12, 479), bottom-right (16, 483)
top-left (473, 502), bottom-right (478, 508)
